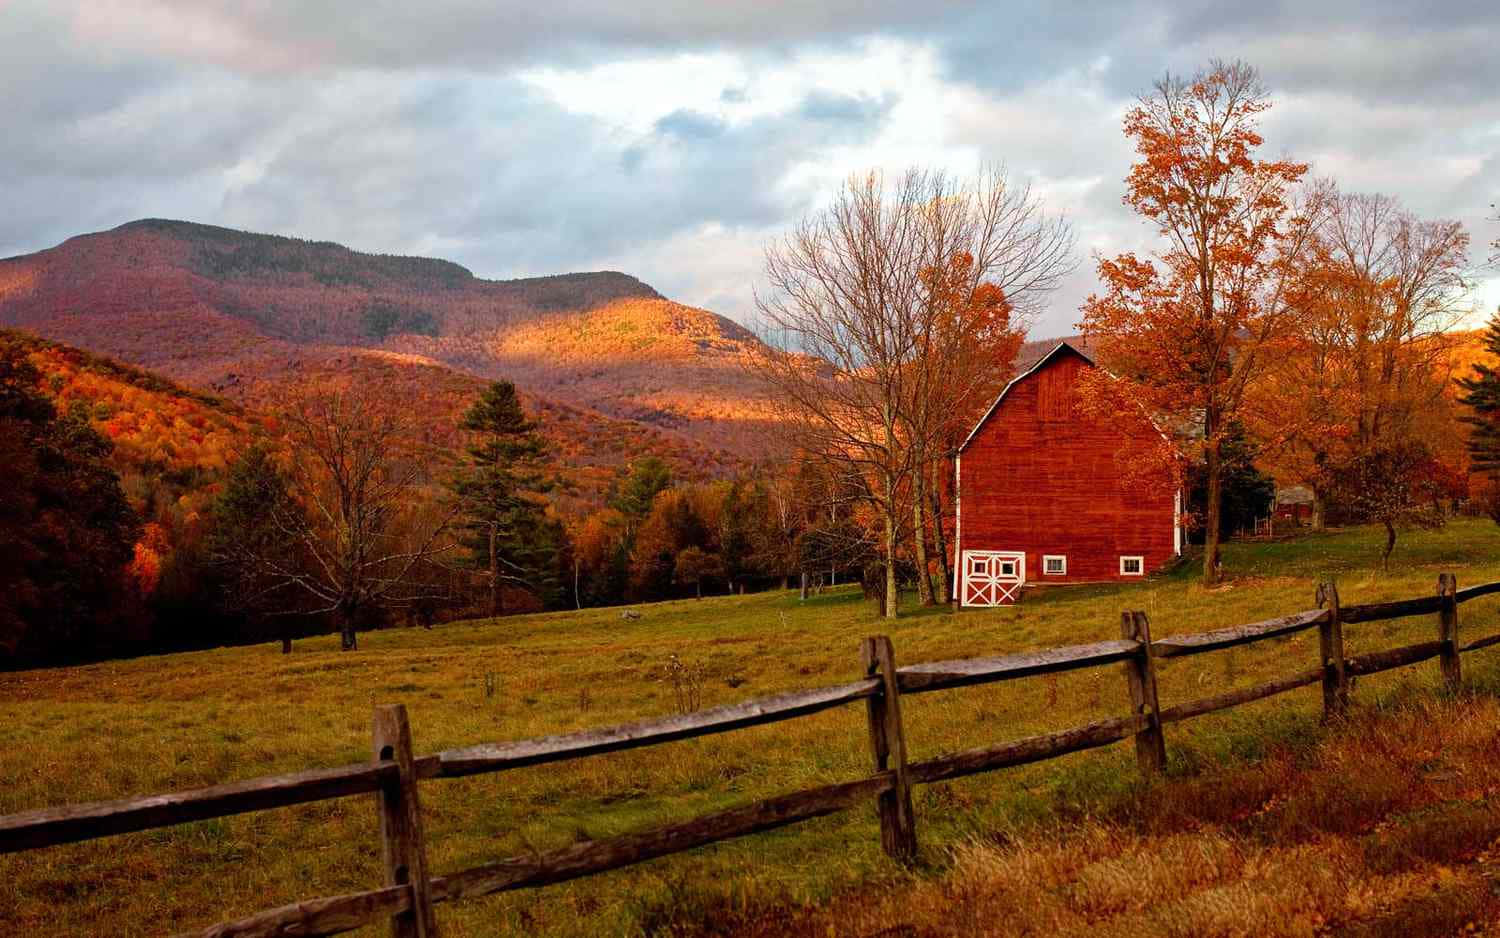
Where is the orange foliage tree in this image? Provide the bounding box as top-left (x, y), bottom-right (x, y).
top-left (908, 258), bottom-right (1025, 603)
top-left (1250, 190), bottom-right (1470, 536)
top-left (1080, 60), bottom-right (1322, 584)
top-left (127, 523), bottom-right (170, 597)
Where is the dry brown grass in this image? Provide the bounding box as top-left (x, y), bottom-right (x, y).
top-left (711, 691), bottom-right (1500, 938)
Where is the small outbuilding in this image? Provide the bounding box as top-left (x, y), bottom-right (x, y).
top-left (954, 340), bottom-right (1183, 606)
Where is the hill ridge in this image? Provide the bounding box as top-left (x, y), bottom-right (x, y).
top-left (108, 218), bottom-right (665, 300)
top-left (0, 217), bottom-right (776, 459)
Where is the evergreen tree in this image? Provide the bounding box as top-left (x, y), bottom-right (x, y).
top-left (589, 539), bottom-right (631, 608)
top-left (1457, 314), bottom-right (1500, 482)
top-left (206, 443), bottom-right (305, 652)
top-left (452, 381), bottom-right (555, 617)
top-left (608, 457), bottom-right (672, 528)
top-left (718, 481), bottom-right (754, 590)
top-left (1, 345), bottom-right (139, 661)
top-left (1187, 422), bottom-right (1276, 542)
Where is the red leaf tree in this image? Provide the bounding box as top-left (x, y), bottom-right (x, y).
top-left (1080, 60), bottom-right (1322, 584)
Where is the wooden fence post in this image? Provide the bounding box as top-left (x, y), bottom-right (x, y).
top-left (860, 636), bottom-right (917, 861)
top-left (1438, 573), bottom-right (1460, 693)
top-left (372, 704), bottom-right (437, 938)
top-left (1120, 612), bottom-right (1165, 776)
top-left (1315, 582), bottom-right (1348, 720)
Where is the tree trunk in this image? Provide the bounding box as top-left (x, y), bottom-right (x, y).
top-left (1311, 492), bottom-right (1325, 531)
top-left (574, 557), bottom-right (582, 610)
top-left (1203, 439), bottom-right (1223, 586)
top-left (338, 601), bottom-right (358, 651)
top-left (281, 636), bottom-right (292, 654)
top-left (1382, 519), bottom-right (1396, 572)
top-left (881, 411), bottom-right (900, 619)
top-left (882, 504), bottom-right (899, 620)
top-left (800, 570), bottom-right (808, 600)
top-left (695, 580), bottom-right (702, 599)
top-left (912, 468), bottom-right (935, 606)
top-left (488, 523), bottom-right (500, 619)
top-left (928, 460), bottom-right (951, 606)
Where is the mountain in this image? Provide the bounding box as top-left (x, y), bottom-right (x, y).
top-left (0, 219), bottom-right (778, 462)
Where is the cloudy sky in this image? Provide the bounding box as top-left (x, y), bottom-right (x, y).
top-left (4, 1), bottom-right (1498, 337)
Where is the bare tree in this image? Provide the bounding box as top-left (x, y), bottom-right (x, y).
top-left (1489, 200), bottom-right (1498, 266)
top-left (259, 394), bottom-right (456, 650)
top-left (900, 171), bottom-right (1074, 603)
top-left (755, 168), bottom-right (1072, 616)
top-left (1316, 191), bottom-right (1469, 449)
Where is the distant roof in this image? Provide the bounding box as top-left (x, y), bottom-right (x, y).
top-left (1276, 486), bottom-right (1315, 505)
top-left (959, 339), bottom-right (1094, 452)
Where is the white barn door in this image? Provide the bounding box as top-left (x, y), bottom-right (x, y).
top-left (960, 550), bottom-right (1025, 606)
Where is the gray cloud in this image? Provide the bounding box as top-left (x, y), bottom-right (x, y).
top-left (2, 0), bottom-right (1497, 337)
top-left (59, 0), bottom-right (970, 71)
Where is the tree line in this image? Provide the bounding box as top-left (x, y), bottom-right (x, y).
top-left (0, 351), bottom-right (860, 663)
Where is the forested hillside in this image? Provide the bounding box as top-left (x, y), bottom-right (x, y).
top-left (0, 329), bottom-right (739, 664)
top-left (0, 331), bottom-right (260, 659)
top-left (0, 219), bottom-right (774, 457)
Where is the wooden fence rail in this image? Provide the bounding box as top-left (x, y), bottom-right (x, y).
top-left (3, 573), bottom-right (1498, 937)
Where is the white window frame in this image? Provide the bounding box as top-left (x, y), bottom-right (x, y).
top-left (1119, 555), bottom-right (1145, 576)
top-left (1042, 554), bottom-right (1067, 576)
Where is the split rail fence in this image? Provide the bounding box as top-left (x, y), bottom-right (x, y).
top-left (4, 574), bottom-right (1500, 937)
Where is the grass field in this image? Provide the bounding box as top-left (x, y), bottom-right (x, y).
top-left (4, 520), bottom-right (1500, 936)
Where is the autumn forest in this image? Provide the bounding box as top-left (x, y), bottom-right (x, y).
top-left (2, 59), bottom-right (1498, 668)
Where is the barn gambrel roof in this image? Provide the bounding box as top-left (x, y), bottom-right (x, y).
top-left (958, 340), bottom-right (1094, 454)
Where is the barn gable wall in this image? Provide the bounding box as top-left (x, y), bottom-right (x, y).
top-left (958, 346), bottom-right (1177, 585)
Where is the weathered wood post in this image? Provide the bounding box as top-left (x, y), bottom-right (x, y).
top-left (1120, 612), bottom-right (1165, 776)
top-left (372, 704), bottom-right (437, 938)
top-left (1438, 573), bottom-right (1460, 693)
top-left (1315, 582), bottom-right (1348, 720)
top-left (861, 636), bottom-right (917, 860)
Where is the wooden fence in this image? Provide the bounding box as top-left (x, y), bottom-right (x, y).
top-left (5, 574), bottom-right (1500, 937)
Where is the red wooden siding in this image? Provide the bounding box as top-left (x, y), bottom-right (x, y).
top-left (958, 345), bottom-right (1177, 585)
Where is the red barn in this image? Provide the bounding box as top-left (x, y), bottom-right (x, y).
top-left (954, 340), bottom-right (1182, 606)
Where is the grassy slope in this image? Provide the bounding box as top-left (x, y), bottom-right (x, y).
top-left (3, 521), bottom-right (1500, 936)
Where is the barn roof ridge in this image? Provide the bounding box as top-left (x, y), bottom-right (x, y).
top-left (958, 339), bottom-right (1093, 453)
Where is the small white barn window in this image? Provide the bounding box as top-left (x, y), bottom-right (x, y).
top-left (1043, 555), bottom-right (1066, 576)
top-left (1120, 556), bottom-right (1144, 576)
top-left (998, 558), bottom-right (1018, 578)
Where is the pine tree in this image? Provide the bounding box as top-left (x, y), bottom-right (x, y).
top-left (1, 343), bottom-right (140, 661)
top-left (452, 381), bottom-right (555, 617)
top-left (206, 443), bottom-right (304, 652)
top-left (718, 481), bottom-right (754, 591)
top-left (608, 457), bottom-right (672, 527)
top-left (1458, 314), bottom-right (1500, 481)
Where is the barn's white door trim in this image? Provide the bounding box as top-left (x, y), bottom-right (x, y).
top-left (960, 550), bottom-right (1025, 606)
